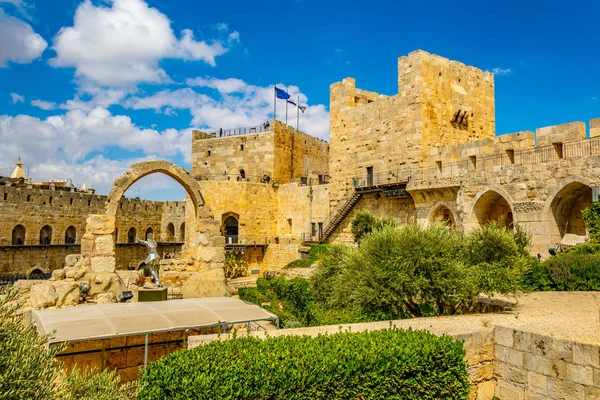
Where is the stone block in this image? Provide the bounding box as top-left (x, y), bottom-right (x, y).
top-left (54, 281), bottom-right (79, 307)
top-left (30, 283), bottom-right (58, 308)
top-left (527, 371), bottom-right (547, 395)
top-left (90, 256), bottom-right (116, 273)
top-left (51, 269), bottom-right (65, 280)
top-left (471, 362), bottom-right (494, 382)
top-left (495, 326), bottom-right (514, 347)
top-left (476, 380), bottom-right (495, 400)
top-left (65, 254), bottom-right (80, 268)
top-left (513, 330), bottom-right (532, 352)
top-left (496, 380), bottom-right (525, 400)
top-left (508, 348), bottom-right (524, 367)
top-left (524, 353), bottom-right (553, 376)
top-left (549, 338), bottom-right (573, 363)
top-left (548, 377), bottom-right (585, 400)
top-left (567, 363), bottom-right (594, 386)
top-left (181, 268), bottom-right (231, 299)
top-left (573, 342), bottom-right (600, 367)
top-left (94, 235), bottom-right (115, 256)
top-left (96, 293), bottom-right (117, 304)
top-left (587, 386), bottom-right (600, 400)
top-left (80, 234), bottom-right (95, 255)
top-left (590, 118), bottom-right (600, 138)
top-left (509, 366), bottom-right (527, 385)
top-left (85, 215), bottom-right (116, 235)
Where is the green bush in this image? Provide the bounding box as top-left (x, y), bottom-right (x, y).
top-left (582, 202), bottom-right (600, 243)
top-left (237, 287), bottom-right (264, 305)
top-left (523, 252), bottom-right (600, 291)
top-left (0, 285), bottom-right (133, 400)
top-left (564, 243), bottom-right (600, 255)
top-left (138, 328), bottom-right (470, 400)
top-left (350, 210), bottom-right (397, 243)
top-left (313, 222), bottom-right (533, 320)
top-left (285, 244), bottom-right (330, 268)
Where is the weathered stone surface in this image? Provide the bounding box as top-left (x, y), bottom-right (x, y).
top-left (86, 215), bottom-right (116, 235)
top-left (90, 256), bottom-right (116, 273)
top-left (30, 283), bottom-right (58, 308)
top-left (96, 292), bottom-right (117, 304)
top-left (181, 268), bottom-right (230, 299)
top-left (94, 235), bottom-right (115, 256)
top-left (51, 269), bottom-right (65, 280)
top-left (54, 281), bottom-right (79, 307)
top-left (65, 254), bottom-right (80, 268)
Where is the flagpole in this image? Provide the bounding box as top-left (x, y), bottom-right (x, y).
top-left (296, 96), bottom-right (300, 131)
top-left (273, 84), bottom-right (276, 122)
top-left (285, 100), bottom-right (288, 125)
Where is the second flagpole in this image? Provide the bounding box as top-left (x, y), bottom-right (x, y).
top-left (273, 84), bottom-right (276, 122)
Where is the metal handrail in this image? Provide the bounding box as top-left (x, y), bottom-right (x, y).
top-left (206, 123), bottom-right (271, 138)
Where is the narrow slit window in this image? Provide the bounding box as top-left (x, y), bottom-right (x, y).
top-left (469, 156), bottom-right (477, 170)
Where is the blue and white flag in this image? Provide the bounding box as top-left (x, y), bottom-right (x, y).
top-left (287, 99), bottom-right (297, 106)
top-left (275, 87), bottom-right (290, 100)
top-left (298, 104), bottom-right (307, 113)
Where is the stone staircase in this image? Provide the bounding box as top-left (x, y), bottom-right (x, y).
top-left (318, 192), bottom-right (363, 243)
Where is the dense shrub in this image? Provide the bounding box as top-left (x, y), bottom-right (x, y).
top-left (285, 244), bottom-right (330, 268)
top-left (522, 252), bottom-right (600, 291)
top-left (223, 253), bottom-right (247, 279)
top-left (564, 243), bottom-right (600, 255)
top-left (0, 285), bottom-right (133, 400)
top-left (312, 222), bottom-right (533, 320)
top-left (582, 202), bottom-right (600, 243)
top-left (350, 210), bottom-right (397, 243)
top-left (239, 275), bottom-right (362, 327)
top-left (138, 328), bottom-right (470, 400)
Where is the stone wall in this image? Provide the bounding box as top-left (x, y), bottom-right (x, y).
top-left (495, 326), bottom-right (600, 399)
top-left (328, 193), bottom-right (417, 244)
top-left (0, 183), bottom-right (185, 247)
top-left (0, 242), bottom-right (183, 276)
top-left (328, 50), bottom-right (495, 209)
top-left (191, 120), bottom-right (329, 183)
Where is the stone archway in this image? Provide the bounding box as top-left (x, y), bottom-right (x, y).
top-left (81, 160), bottom-right (223, 274)
top-left (429, 202), bottom-right (457, 230)
top-left (543, 177), bottom-right (593, 248)
top-left (465, 187), bottom-right (515, 230)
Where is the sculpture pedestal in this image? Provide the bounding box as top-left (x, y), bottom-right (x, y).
top-left (138, 287), bottom-right (168, 302)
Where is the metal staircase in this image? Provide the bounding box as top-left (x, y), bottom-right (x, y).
top-left (318, 192), bottom-right (363, 243)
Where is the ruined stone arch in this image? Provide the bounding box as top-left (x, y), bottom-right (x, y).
top-left (427, 201), bottom-right (458, 230)
top-left (105, 160), bottom-right (204, 218)
top-left (179, 222), bottom-right (185, 241)
top-left (465, 186), bottom-right (516, 230)
top-left (543, 176), bottom-right (594, 247)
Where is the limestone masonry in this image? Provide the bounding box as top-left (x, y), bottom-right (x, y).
top-left (3, 48), bottom-right (600, 277)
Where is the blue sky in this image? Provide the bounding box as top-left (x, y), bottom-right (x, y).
top-left (1, 0), bottom-right (600, 200)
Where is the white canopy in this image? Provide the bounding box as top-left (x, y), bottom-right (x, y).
top-left (32, 297), bottom-right (278, 344)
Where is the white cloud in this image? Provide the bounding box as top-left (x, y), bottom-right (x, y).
top-left (186, 76), bottom-right (247, 94)
top-left (31, 99), bottom-right (57, 110)
top-left (50, 0), bottom-right (239, 87)
top-left (0, 9), bottom-right (47, 66)
top-left (126, 77), bottom-right (330, 140)
top-left (0, 107), bottom-right (192, 193)
top-left (0, 0), bottom-right (32, 19)
top-left (10, 93), bottom-right (24, 103)
top-left (488, 67), bottom-right (512, 76)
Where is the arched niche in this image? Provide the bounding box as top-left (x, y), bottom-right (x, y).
top-left (466, 187), bottom-right (515, 230)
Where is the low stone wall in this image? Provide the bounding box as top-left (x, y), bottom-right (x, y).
top-left (495, 325), bottom-right (600, 399)
top-left (0, 243), bottom-right (183, 277)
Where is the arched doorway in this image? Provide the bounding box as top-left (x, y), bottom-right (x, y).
top-left (430, 205), bottom-right (456, 230)
top-left (12, 224), bottom-right (25, 245)
top-left (40, 225), bottom-right (52, 245)
top-left (65, 226), bottom-right (77, 244)
top-left (127, 227), bottom-right (137, 243)
top-left (101, 160), bottom-right (214, 264)
top-left (166, 223), bottom-right (175, 242)
top-left (545, 180), bottom-right (592, 246)
top-left (180, 222), bottom-right (185, 241)
top-left (223, 216), bottom-right (239, 244)
top-left (145, 227), bottom-right (154, 239)
top-left (468, 189), bottom-right (514, 228)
